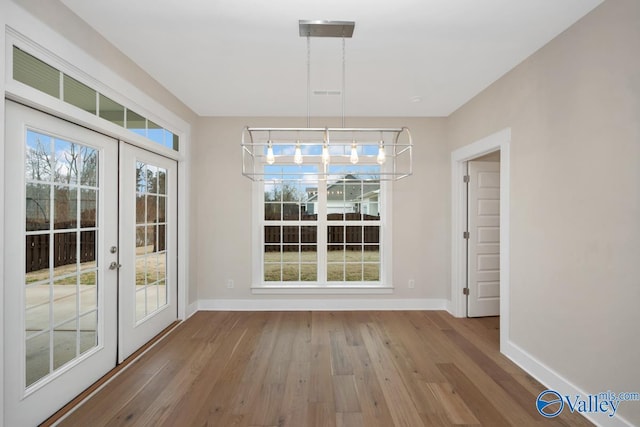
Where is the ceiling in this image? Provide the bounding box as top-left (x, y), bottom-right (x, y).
top-left (59, 0), bottom-right (603, 117)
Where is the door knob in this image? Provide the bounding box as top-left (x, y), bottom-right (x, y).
top-left (109, 261), bottom-right (122, 270)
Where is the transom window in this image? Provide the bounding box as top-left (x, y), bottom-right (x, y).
top-left (257, 158), bottom-right (389, 289)
top-left (12, 46), bottom-right (179, 151)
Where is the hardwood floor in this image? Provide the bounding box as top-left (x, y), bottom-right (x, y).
top-left (57, 311), bottom-right (593, 426)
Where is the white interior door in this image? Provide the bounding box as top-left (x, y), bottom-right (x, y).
top-left (3, 101), bottom-right (118, 426)
top-left (118, 142), bottom-right (178, 362)
top-left (467, 160), bottom-right (500, 317)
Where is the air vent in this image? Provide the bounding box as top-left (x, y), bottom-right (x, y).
top-left (313, 90), bottom-right (342, 96)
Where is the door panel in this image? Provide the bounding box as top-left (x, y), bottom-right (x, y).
top-left (118, 142), bottom-right (177, 362)
top-left (4, 101), bottom-right (118, 426)
top-left (467, 160), bottom-right (500, 317)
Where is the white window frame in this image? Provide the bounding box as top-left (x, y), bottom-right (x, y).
top-left (251, 156), bottom-right (393, 295)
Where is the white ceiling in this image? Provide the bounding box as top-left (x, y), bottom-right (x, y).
top-left (60, 0), bottom-right (603, 117)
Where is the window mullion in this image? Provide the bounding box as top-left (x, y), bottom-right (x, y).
top-left (317, 180), bottom-right (328, 284)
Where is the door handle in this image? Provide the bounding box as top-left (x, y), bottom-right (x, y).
top-left (109, 261), bottom-right (122, 270)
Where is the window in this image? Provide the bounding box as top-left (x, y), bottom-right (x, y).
top-left (256, 154), bottom-right (390, 290)
top-left (13, 46), bottom-right (180, 151)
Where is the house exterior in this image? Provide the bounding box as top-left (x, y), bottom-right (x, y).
top-left (306, 175), bottom-right (380, 217)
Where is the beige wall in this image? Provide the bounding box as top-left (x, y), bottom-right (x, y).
top-left (192, 116), bottom-right (449, 301)
top-left (11, 0), bottom-right (197, 125)
top-left (448, 0), bottom-right (639, 422)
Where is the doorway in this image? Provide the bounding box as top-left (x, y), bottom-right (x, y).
top-left (450, 129), bottom-right (510, 349)
top-left (3, 101), bottom-right (178, 425)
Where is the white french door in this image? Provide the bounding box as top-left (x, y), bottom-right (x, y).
top-left (4, 101), bottom-right (119, 426)
top-left (3, 102), bottom-right (179, 425)
top-left (118, 142), bottom-right (177, 362)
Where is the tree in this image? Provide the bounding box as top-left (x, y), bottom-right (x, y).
top-left (264, 182), bottom-right (301, 202)
top-left (25, 136), bottom-right (52, 181)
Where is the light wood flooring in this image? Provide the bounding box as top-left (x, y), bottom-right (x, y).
top-left (56, 311), bottom-right (593, 426)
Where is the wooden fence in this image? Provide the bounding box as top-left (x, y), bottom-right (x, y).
top-left (26, 231), bottom-right (96, 273)
top-left (265, 216), bottom-right (379, 252)
top-left (27, 226), bottom-right (165, 273)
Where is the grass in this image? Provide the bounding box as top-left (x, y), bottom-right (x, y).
top-left (264, 250), bottom-right (380, 282)
top-left (26, 251), bottom-right (166, 287)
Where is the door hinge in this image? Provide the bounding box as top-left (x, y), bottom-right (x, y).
top-left (463, 287), bottom-right (470, 295)
top-left (463, 175), bottom-right (470, 183)
top-left (463, 231), bottom-right (470, 239)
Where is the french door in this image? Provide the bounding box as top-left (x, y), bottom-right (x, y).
top-left (3, 101), bottom-right (178, 425)
top-left (118, 142), bottom-right (177, 362)
top-left (4, 101), bottom-right (118, 426)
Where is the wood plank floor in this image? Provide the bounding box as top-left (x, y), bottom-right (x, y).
top-left (57, 311), bottom-right (593, 426)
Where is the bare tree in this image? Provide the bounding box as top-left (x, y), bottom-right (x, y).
top-left (25, 136), bottom-right (52, 181)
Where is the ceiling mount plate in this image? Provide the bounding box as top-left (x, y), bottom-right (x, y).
top-left (299, 20), bottom-right (355, 38)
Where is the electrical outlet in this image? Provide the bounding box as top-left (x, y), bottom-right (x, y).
top-left (226, 279), bottom-right (234, 289)
top-left (408, 279), bottom-right (415, 288)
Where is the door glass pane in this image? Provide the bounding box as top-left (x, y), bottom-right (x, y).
top-left (134, 161), bottom-right (169, 322)
top-left (24, 131), bottom-right (101, 388)
top-left (26, 300), bottom-right (49, 337)
top-left (80, 146), bottom-right (98, 186)
top-left (53, 232), bottom-right (78, 275)
top-left (26, 334), bottom-right (50, 388)
top-left (26, 184), bottom-right (51, 231)
top-left (80, 231), bottom-right (97, 270)
top-left (158, 169), bottom-right (167, 194)
top-left (53, 186), bottom-right (77, 229)
top-left (80, 190), bottom-right (97, 228)
top-left (158, 196), bottom-right (166, 222)
top-left (26, 130), bottom-right (52, 181)
top-left (54, 318), bottom-right (78, 370)
top-left (54, 139), bottom-right (79, 184)
top-left (79, 271), bottom-right (97, 312)
top-left (158, 280), bottom-right (167, 306)
top-left (79, 312), bottom-right (97, 354)
top-left (26, 235), bottom-right (50, 283)
top-left (53, 278), bottom-right (77, 324)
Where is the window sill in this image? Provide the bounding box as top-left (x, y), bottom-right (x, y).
top-left (251, 285), bottom-right (394, 295)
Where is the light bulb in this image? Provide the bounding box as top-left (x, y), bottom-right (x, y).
top-left (294, 142), bottom-right (303, 165)
top-left (322, 143), bottom-right (330, 165)
top-left (376, 142), bottom-right (386, 165)
top-left (266, 141), bottom-right (275, 165)
top-left (350, 142), bottom-right (359, 164)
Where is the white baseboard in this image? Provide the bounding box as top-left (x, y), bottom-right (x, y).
top-left (185, 301), bottom-right (198, 319)
top-left (503, 340), bottom-right (635, 427)
top-left (197, 298), bottom-right (447, 311)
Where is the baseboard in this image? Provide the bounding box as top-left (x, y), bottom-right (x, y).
top-left (503, 340), bottom-right (635, 427)
top-left (185, 301), bottom-right (198, 318)
top-left (197, 298), bottom-right (447, 311)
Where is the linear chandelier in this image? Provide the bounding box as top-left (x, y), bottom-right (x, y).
top-left (241, 20), bottom-right (413, 181)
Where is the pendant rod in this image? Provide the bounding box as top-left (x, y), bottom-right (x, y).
top-left (307, 36), bottom-right (311, 128)
top-left (342, 36), bottom-right (346, 128)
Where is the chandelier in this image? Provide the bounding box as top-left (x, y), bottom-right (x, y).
top-left (241, 20), bottom-right (413, 181)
